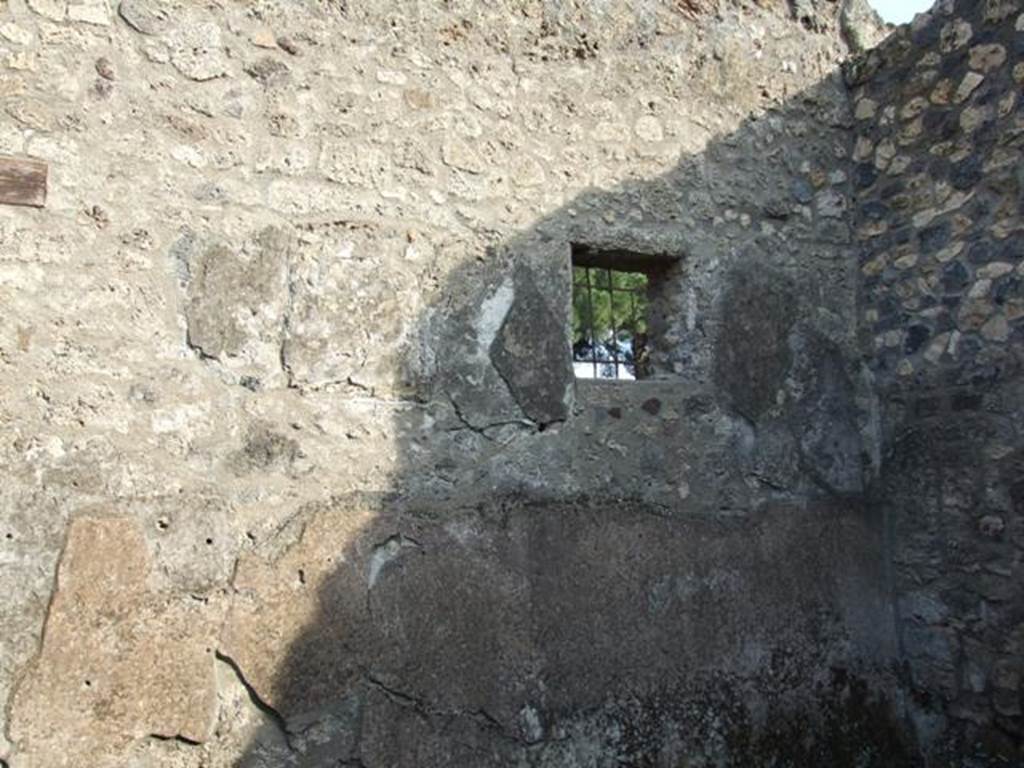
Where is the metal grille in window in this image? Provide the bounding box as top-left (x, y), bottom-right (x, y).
top-left (572, 265), bottom-right (649, 380)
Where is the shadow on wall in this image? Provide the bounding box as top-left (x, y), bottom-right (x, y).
top-left (225, 67), bottom-right (914, 767)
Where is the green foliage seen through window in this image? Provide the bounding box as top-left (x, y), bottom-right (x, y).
top-left (572, 266), bottom-right (649, 379)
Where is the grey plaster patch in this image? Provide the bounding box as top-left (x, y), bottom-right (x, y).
top-left (713, 266), bottom-right (799, 422)
top-left (185, 226), bottom-right (291, 368)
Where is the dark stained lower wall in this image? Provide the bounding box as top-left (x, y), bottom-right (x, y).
top-left (228, 494), bottom-right (908, 767)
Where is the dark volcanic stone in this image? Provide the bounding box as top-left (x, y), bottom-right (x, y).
top-left (952, 392), bottom-right (983, 412)
top-left (791, 179), bottom-right (814, 204)
top-left (854, 163), bottom-right (879, 189)
top-left (919, 222), bottom-right (950, 255)
top-left (905, 324), bottom-right (931, 354)
top-left (923, 109), bottom-right (958, 143)
top-left (952, 154), bottom-right (984, 190)
top-left (861, 201), bottom-right (890, 220)
top-left (641, 397), bottom-right (662, 415)
top-left (942, 261), bottom-right (970, 294)
top-left (967, 240), bottom-right (993, 265)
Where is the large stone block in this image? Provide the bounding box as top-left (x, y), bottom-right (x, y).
top-left (490, 264), bottom-right (574, 427)
top-left (9, 517), bottom-right (221, 767)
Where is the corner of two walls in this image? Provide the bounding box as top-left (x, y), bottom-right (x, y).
top-left (850, 0), bottom-right (1024, 761)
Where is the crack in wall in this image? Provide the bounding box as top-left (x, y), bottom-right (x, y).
top-left (364, 674), bottom-right (525, 746)
top-left (214, 651), bottom-right (294, 752)
top-left (149, 732), bottom-right (201, 746)
top-left (445, 393), bottom-right (535, 442)
top-left (279, 243), bottom-right (298, 389)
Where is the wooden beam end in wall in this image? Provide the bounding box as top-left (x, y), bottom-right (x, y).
top-left (0, 155), bottom-right (48, 208)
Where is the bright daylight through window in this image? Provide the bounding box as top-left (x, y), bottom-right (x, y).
top-left (572, 262), bottom-right (650, 381)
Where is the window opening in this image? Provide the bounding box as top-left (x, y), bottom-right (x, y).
top-left (572, 264), bottom-right (649, 380)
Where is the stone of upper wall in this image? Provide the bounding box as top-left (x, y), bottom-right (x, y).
top-left (851, 0), bottom-right (1024, 399)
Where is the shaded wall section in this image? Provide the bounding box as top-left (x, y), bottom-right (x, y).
top-left (220, 14), bottom-right (906, 768)
top-left (850, 0), bottom-right (1024, 761)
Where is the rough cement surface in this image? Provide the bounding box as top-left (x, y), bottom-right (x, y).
top-left (225, 495), bottom-right (907, 767)
top-left (0, 0), bottom-right (1014, 765)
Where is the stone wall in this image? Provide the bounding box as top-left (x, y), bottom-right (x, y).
top-left (850, 0), bottom-right (1024, 762)
top-left (2, 0), bottom-right (995, 766)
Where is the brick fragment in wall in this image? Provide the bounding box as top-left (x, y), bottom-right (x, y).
top-left (0, 155), bottom-right (46, 207)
